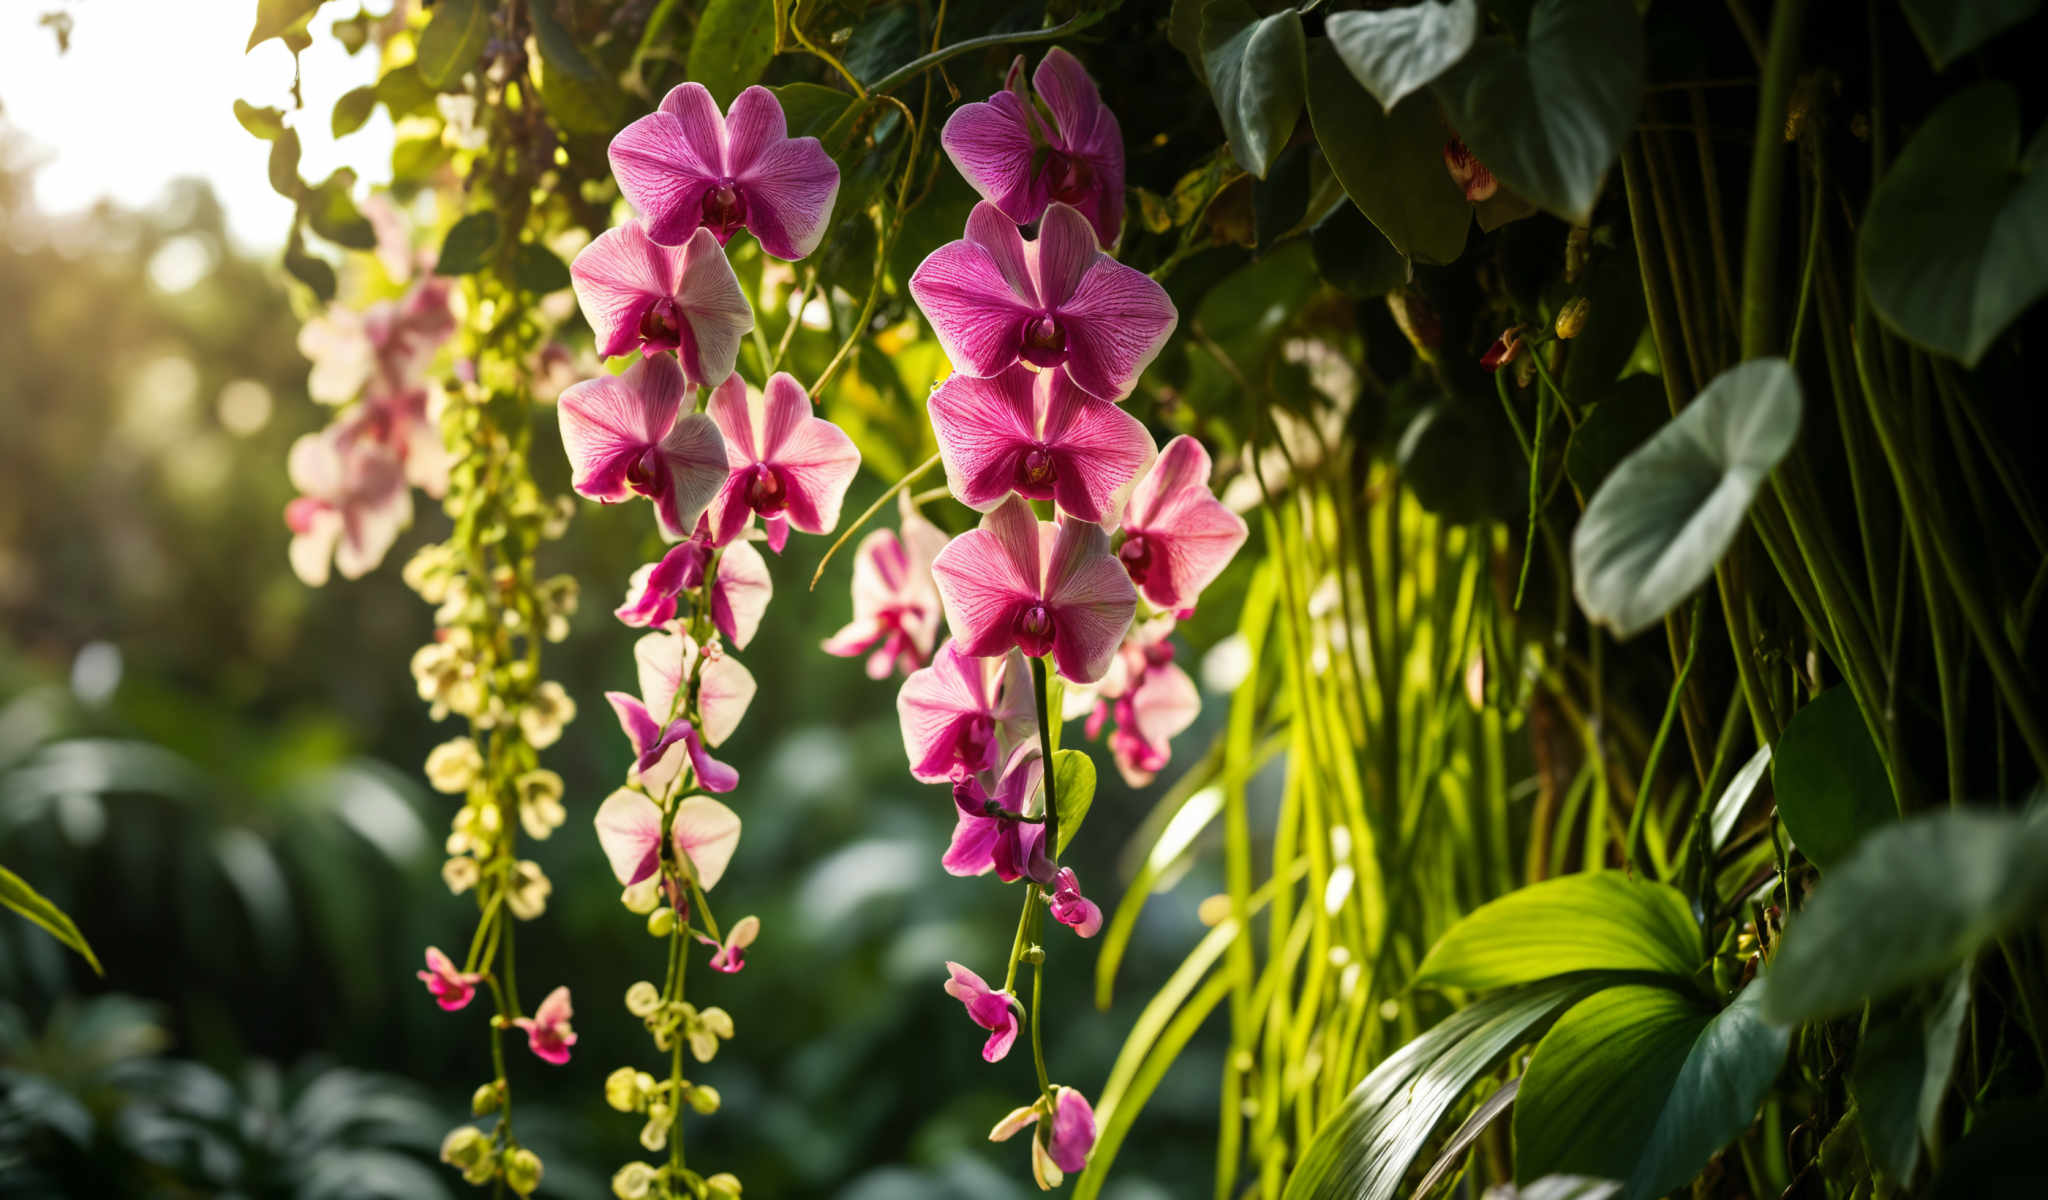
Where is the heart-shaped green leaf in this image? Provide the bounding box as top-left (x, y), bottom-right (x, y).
top-left (1858, 83), bottom-right (2048, 366)
top-left (1772, 685), bottom-right (1896, 870)
top-left (1761, 807), bottom-right (2048, 1025)
top-left (1416, 870), bottom-right (1703, 990)
top-left (438, 210), bottom-right (502, 276)
top-left (331, 86), bottom-right (378, 138)
top-left (687, 0), bottom-right (778, 107)
top-left (1431, 0), bottom-right (1644, 224)
top-left (1201, 0), bottom-right (1307, 178)
top-left (417, 0), bottom-right (489, 89)
top-left (1900, 0), bottom-right (2041, 69)
top-left (1326, 0), bottom-right (1478, 112)
top-left (1051, 748), bottom-right (1097, 856)
top-left (1307, 41), bottom-right (1470, 264)
top-left (1623, 984), bottom-right (1792, 1200)
top-left (1572, 358), bottom-right (1802, 639)
top-left (1311, 199), bottom-right (1410, 297)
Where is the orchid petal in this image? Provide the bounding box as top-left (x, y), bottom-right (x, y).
top-left (927, 368), bottom-right (1039, 512)
top-left (557, 356), bottom-right (684, 502)
top-left (697, 653), bottom-right (756, 747)
top-left (1056, 250), bottom-right (1178, 402)
top-left (1028, 201), bottom-right (1099, 310)
top-left (712, 539), bottom-right (772, 649)
top-left (594, 787), bottom-right (663, 886)
top-left (611, 86), bottom-right (723, 246)
top-left (728, 90), bottom-right (841, 261)
top-left (759, 373), bottom-right (860, 533)
top-left (1045, 518), bottom-right (1138, 684)
top-left (898, 641), bottom-right (1033, 783)
top-left (670, 794), bottom-right (741, 890)
top-left (930, 497), bottom-right (1042, 660)
top-left (569, 220), bottom-right (680, 360)
top-left (909, 231), bottom-right (1038, 380)
top-left (940, 93), bottom-right (1043, 221)
top-left (670, 226), bottom-right (755, 383)
top-left (1123, 435), bottom-right (1248, 609)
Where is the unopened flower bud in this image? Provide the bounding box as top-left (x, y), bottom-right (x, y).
top-left (1032, 1135), bottom-right (1066, 1190)
top-left (442, 856), bottom-right (481, 895)
top-left (471, 1081), bottom-right (503, 1115)
top-left (1196, 893), bottom-right (1234, 926)
top-left (425, 738), bottom-right (483, 793)
top-left (989, 1100), bottom-right (1043, 1142)
top-left (506, 859), bottom-right (551, 920)
top-left (503, 1147), bottom-right (543, 1195)
top-left (440, 1125), bottom-right (491, 1169)
top-left (647, 906), bottom-right (677, 937)
top-left (1554, 296), bottom-right (1590, 340)
top-left (1480, 326), bottom-right (1525, 373)
top-left (704, 1173), bottom-right (743, 1199)
top-left (624, 981), bottom-right (663, 1017)
top-left (621, 878), bottom-right (661, 914)
top-left (687, 1083), bottom-right (722, 1114)
top-left (605, 1065), bottom-right (643, 1112)
top-left (639, 1103), bottom-right (673, 1151)
top-left (612, 1162), bottom-right (659, 1200)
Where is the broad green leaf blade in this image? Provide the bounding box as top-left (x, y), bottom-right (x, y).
top-left (688, 0), bottom-right (778, 107)
top-left (1501, 1182), bottom-right (1622, 1200)
top-left (512, 242), bottom-right (571, 295)
top-left (1052, 748), bottom-right (1097, 856)
top-left (1900, 0), bottom-right (2041, 69)
top-left (247, 0), bottom-right (325, 52)
top-left (1306, 42), bottom-right (1470, 265)
top-left (268, 128), bottom-right (302, 198)
top-left (1285, 976), bottom-right (1607, 1200)
top-left (1513, 985), bottom-right (1709, 1184)
top-left (1430, 0), bottom-right (1643, 224)
top-left (1624, 983), bottom-right (1791, 1200)
top-left (438, 211), bottom-right (501, 276)
top-left (1326, 0), bottom-right (1478, 112)
top-left (1919, 966), bottom-right (1972, 1145)
top-left (234, 99), bottom-right (286, 141)
top-left (1709, 744), bottom-right (1773, 851)
top-left (1564, 376), bottom-right (1666, 499)
top-left (1760, 809), bottom-right (2048, 1024)
top-left (331, 86), bottom-right (378, 138)
top-left (1847, 967), bottom-right (1971, 1185)
top-left (305, 171), bottom-right (376, 250)
top-left (1, 865), bottom-right (103, 975)
top-left (774, 83), bottom-right (855, 141)
top-left (417, 0), bottom-right (489, 89)
top-left (1310, 200), bottom-right (1410, 297)
top-left (1572, 358), bottom-right (1802, 639)
top-left (1858, 83), bottom-right (2048, 366)
top-left (1415, 871), bottom-right (1702, 991)
top-left (1201, 0), bottom-right (1307, 179)
top-left (528, 0), bottom-right (626, 135)
top-left (1414, 1076), bottom-right (1519, 1199)
top-left (1772, 685), bottom-right (1895, 870)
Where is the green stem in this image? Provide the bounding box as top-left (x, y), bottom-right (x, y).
top-left (808, 452), bottom-right (942, 590)
top-left (1738, 0), bottom-right (1806, 358)
top-left (1629, 597), bottom-right (1704, 872)
top-left (1031, 655), bottom-right (1062, 860)
top-left (1003, 884), bottom-right (1037, 995)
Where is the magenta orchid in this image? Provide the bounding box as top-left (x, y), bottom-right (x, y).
top-left (594, 787), bottom-right (742, 891)
top-left (1046, 868), bottom-right (1103, 938)
top-left (1116, 435), bottom-right (1248, 611)
top-left (944, 961), bottom-right (1022, 1063)
top-left (606, 630), bottom-right (746, 793)
top-left (699, 914), bottom-right (760, 974)
top-left (610, 83), bottom-right (840, 261)
top-left (298, 275), bottom-right (455, 404)
top-left (616, 534), bottom-right (773, 650)
top-left (558, 353), bottom-right (729, 540)
top-left (570, 222), bottom-right (753, 382)
top-left (347, 382), bottom-right (451, 497)
top-left (285, 424), bottom-right (412, 587)
top-left (930, 496), bottom-right (1137, 684)
top-left (417, 946), bottom-right (482, 1012)
top-left (945, 745), bottom-right (1051, 883)
top-left (908, 200), bottom-right (1174, 402)
top-left (704, 371), bottom-right (860, 552)
top-left (822, 499), bottom-right (949, 678)
top-left (989, 1085), bottom-right (1099, 1187)
top-left (513, 985), bottom-right (577, 1065)
top-left (897, 640), bottom-right (1037, 783)
top-left (941, 48), bottom-right (1126, 248)
top-left (926, 363), bottom-right (1156, 524)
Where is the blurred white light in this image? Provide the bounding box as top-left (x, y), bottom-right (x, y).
top-left (146, 234), bottom-right (215, 292)
top-left (70, 640), bottom-right (122, 706)
top-left (1201, 633), bottom-right (1252, 695)
top-left (217, 378), bottom-right (273, 435)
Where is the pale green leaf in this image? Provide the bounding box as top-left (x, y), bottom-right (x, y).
top-left (1052, 748), bottom-right (1096, 856)
top-left (331, 86), bottom-right (378, 139)
top-left (1326, 0), bottom-right (1478, 112)
top-left (1, 864), bottom-right (103, 975)
top-left (247, 0), bottom-right (325, 52)
top-left (437, 210), bottom-right (501, 275)
top-left (417, 0), bottom-right (489, 89)
top-left (234, 99), bottom-right (287, 141)
top-left (1415, 871), bottom-right (1703, 991)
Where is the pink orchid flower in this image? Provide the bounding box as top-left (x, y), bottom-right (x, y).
top-left (945, 744), bottom-right (1052, 883)
top-left (558, 354), bottom-right (730, 540)
top-left (513, 985), bottom-right (577, 1065)
top-left (908, 201), bottom-right (1175, 403)
top-left (298, 277), bottom-right (455, 403)
top-left (616, 534), bottom-right (772, 650)
top-left (416, 946), bottom-right (481, 1012)
top-left (927, 364), bottom-right (1156, 525)
top-left (930, 496), bottom-right (1137, 684)
top-left (1047, 867), bottom-right (1103, 938)
top-left (594, 787), bottom-right (742, 891)
top-left (570, 222), bottom-right (754, 383)
top-left (1116, 435), bottom-right (1248, 611)
top-left (1103, 657), bottom-right (1200, 787)
top-left (943, 961), bottom-right (1022, 1063)
top-left (704, 372), bottom-right (860, 553)
top-left (285, 424), bottom-right (411, 587)
top-left (990, 1085), bottom-right (1098, 1186)
top-left (898, 640), bottom-right (1038, 783)
top-left (698, 913), bottom-right (760, 973)
top-left (607, 631), bottom-right (747, 793)
top-left (346, 382), bottom-right (451, 497)
top-left (610, 83), bottom-right (841, 261)
top-left (941, 48), bottom-right (1126, 248)
top-left (822, 500), bottom-right (949, 678)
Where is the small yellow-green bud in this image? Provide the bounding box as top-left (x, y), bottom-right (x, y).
top-left (624, 981), bottom-right (663, 1017)
top-left (687, 1083), bottom-right (722, 1115)
top-left (503, 1147), bottom-right (543, 1196)
top-left (622, 878), bottom-right (661, 914)
top-left (704, 1172), bottom-right (743, 1199)
top-left (647, 907), bottom-right (677, 937)
top-left (1554, 296), bottom-right (1590, 340)
top-left (471, 1081), bottom-right (503, 1116)
top-left (605, 1066), bottom-right (643, 1112)
top-left (439, 1126), bottom-right (490, 1168)
top-left (612, 1162), bottom-right (659, 1200)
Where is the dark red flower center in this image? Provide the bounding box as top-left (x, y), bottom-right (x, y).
top-left (702, 182), bottom-right (747, 239)
top-left (626, 446), bottom-right (666, 498)
top-left (744, 464), bottom-right (787, 515)
top-left (1117, 532), bottom-right (1154, 584)
top-left (1013, 603), bottom-right (1054, 655)
top-left (1043, 151), bottom-right (1094, 205)
top-left (1020, 314), bottom-right (1067, 368)
top-left (1018, 445), bottom-right (1058, 490)
top-left (638, 298), bottom-right (682, 346)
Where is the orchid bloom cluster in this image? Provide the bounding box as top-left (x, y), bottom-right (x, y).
top-left (561, 81), bottom-right (850, 1200)
top-left (815, 49), bottom-right (1247, 1190)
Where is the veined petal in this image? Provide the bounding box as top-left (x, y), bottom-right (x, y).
top-left (712, 539), bottom-right (772, 649)
top-left (1056, 256), bottom-right (1178, 402)
top-left (634, 629), bottom-right (697, 723)
top-left (570, 220), bottom-right (679, 360)
top-left (1038, 372), bottom-right (1156, 525)
top-left (941, 94), bottom-right (1043, 221)
top-left (654, 409), bottom-right (730, 540)
top-left (1124, 436), bottom-right (1246, 609)
top-left (1028, 202), bottom-right (1100, 311)
top-left (909, 238), bottom-right (1037, 380)
top-left (759, 373), bottom-right (860, 534)
top-left (931, 498), bottom-right (1043, 659)
top-left (593, 787), bottom-right (663, 886)
top-left (927, 367), bottom-right (1039, 511)
top-left (1044, 519), bottom-right (1137, 684)
top-left (965, 203), bottom-right (1040, 307)
top-left (706, 372), bottom-right (764, 463)
top-left (557, 358), bottom-right (684, 502)
top-left (673, 227), bottom-right (754, 384)
top-left (670, 794), bottom-right (741, 890)
top-left (942, 812), bottom-right (1002, 877)
top-left (697, 653), bottom-right (756, 747)
top-left (610, 94), bottom-right (722, 246)
top-left (1132, 661), bottom-right (1200, 751)
top-left (729, 99), bottom-right (840, 261)
top-left (1035, 49), bottom-right (1109, 166)
top-left (898, 640), bottom-right (1019, 782)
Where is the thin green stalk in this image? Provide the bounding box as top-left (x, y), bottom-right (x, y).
top-left (1622, 142), bottom-right (1693, 412)
top-left (1737, 0), bottom-right (1806, 358)
top-left (1628, 597), bottom-right (1704, 873)
top-left (1031, 655), bottom-right (1061, 859)
top-left (808, 452), bottom-right (942, 590)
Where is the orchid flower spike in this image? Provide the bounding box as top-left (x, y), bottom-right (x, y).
top-left (285, 424), bottom-right (412, 587)
top-left (944, 743), bottom-right (1051, 883)
top-left (606, 631), bottom-right (749, 792)
top-left (988, 1085), bottom-right (1098, 1189)
top-left (594, 787), bottom-right (743, 892)
top-left (513, 985), bottom-right (577, 1065)
top-left (700, 914), bottom-right (760, 973)
top-left (1116, 435), bottom-right (1249, 611)
top-left (571, 222), bottom-right (754, 384)
top-left (1047, 867), bottom-right (1104, 938)
top-left (1104, 653), bottom-right (1200, 787)
top-left (930, 496), bottom-right (1137, 684)
top-left (616, 533), bottom-right (773, 650)
top-left (898, 641), bottom-right (1038, 783)
top-left (558, 354), bottom-right (729, 540)
top-left (909, 201), bottom-right (1175, 403)
top-left (822, 498), bottom-right (950, 679)
top-left (704, 372), bottom-right (861, 553)
top-left (942, 47), bottom-right (1126, 248)
top-left (347, 382), bottom-right (451, 498)
top-left (927, 363), bottom-right (1156, 525)
top-left (943, 961), bottom-right (1022, 1063)
top-left (416, 946), bottom-right (482, 1012)
top-left (610, 83), bottom-right (841, 260)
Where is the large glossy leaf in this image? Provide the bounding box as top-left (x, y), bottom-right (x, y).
top-left (1326, 0), bottom-right (1478, 112)
top-left (1311, 200), bottom-right (1409, 297)
top-left (1431, 0), bottom-right (1643, 224)
top-left (1772, 685), bottom-right (1895, 870)
top-left (1900, 0), bottom-right (2041, 69)
top-left (1572, 358), bottom-right (1802, 639)
top-left (416, 0), bottom-right (489, 89)
top-left (1513, 985), bottom-right (1709, 1184)
top-left (1415, 871), bottom-right (1702, 991)
top-left (1307, 42), bottom-right (1470, 265)
top-left (529, 0), bottom-right (625, 135)
top-left (1624, 984), bottom-right (1791, 1200)
top-left (1285, 976), bottom-right (1606, 1200)
top-left (437, 211), bottom-right (501, 276)
top-left (1201, 0), bottom-right (1307, 178)
top-left (1761, 809), bottom-right (2048, 1024)
top-left (687, 0), bottom-right (778, 107)
top-left (1858, 83), bottom-right (2048, 366)
top-left (1849, 967), bottom-right (1970, 1185)
top-left (1, 865), bottom-right (103, 975)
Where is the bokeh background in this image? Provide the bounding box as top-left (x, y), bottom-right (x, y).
top-left (0, 5), bottom-right (1260, 1196)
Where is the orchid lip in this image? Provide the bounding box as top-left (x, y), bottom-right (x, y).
top-left (745, 464), bottom-right (789, 515)
top-left (1117, 532), bottom-right (1153, 584)
top-left (1043, 152), bottom-right (1093, 205)
top-left (1019, 314), bottom-right (1067, 368)
top-left (1013, 604), bottom-right (1055, 656)
top-left (1018, 445), bottom-right (1057, 491)
top-left (625, 446), bottom-right (666, 497)
top-left (638, 299), bottom-right (682, 347)
top-left (702, 181), bottom-right (747, 239)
